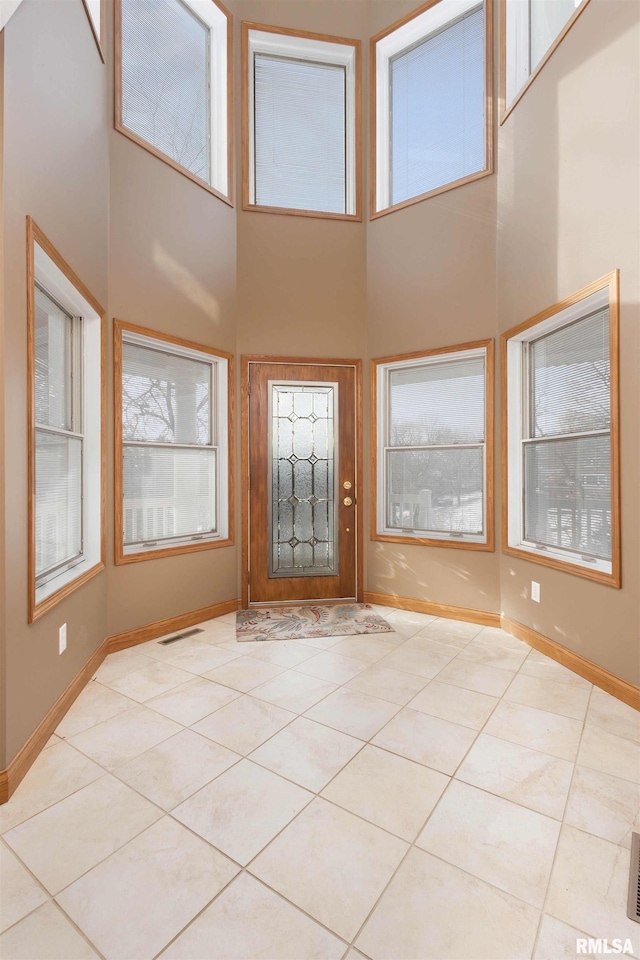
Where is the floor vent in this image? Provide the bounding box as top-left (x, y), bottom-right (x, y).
top-left (158, 628), bottom-right (204, 646)
top-left (629, 832), bottom-right (640, 923)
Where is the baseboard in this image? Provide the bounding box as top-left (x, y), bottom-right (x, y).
top-left (0, 639), bottom-right (109, 804)
top-left (501, 615), bottom-right (640, 712)
top-left (364, 591), bottom-right (501, 628)
top-left (106, 598), bottom-right (242, 653)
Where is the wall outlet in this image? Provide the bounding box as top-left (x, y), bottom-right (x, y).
top-left (531, 581), bottom-right (541, 603)
top-left (58, 624), bottom-right (67, 655)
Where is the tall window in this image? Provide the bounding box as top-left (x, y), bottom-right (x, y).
top-left (503, 272), bottom-right (620, 586)
top-left (82, 0), bottom-right (105, 60)
top-left (502, 0), bottom-right (592, 119)
top-left (373, 341), bottom-right (493, 548)
top-left (372, 0), bottom-right (492, 217)
top-left (116, 0), bottom-right (231, 201)
top-left (28, 219), bottom-right (105, 623)
top-left (115, 322), bottom-right (232, 563)
top-left (243, 24), bottom-right (361, 219)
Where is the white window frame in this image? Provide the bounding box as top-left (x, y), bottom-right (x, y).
top-left (116, 0), bottom-right (230, 200)
top-left (245, 25), bottom-right (358, 217)
top-left (373, 0), bottom-right (490, 215)
top-left (119, 329), bottom-right (230, 558)
top-left (82, 0), bottom-right (105, 60)
top-left (32, 241), bottom-right (103, 611)
top-left (375, 343), bottom-right (490, 546)
top-left (505, 287), bottom-right (613, 577)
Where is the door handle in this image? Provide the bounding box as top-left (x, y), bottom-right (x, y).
top-left (343, 497), bottom-right (353, 507)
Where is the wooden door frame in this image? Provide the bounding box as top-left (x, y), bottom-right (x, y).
top-left (241, 355), bottom-right (364, 609)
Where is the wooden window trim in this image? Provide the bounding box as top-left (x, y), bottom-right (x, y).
top-left (371, 339), bottom-right (495, 551)
top-left (499, 0), bottom-right (594, 125)
top-left (27, 217), bottom-right (107, 624)
top-left (370, 0), bottom-right (494, 221)
top-left (81, 0), bottom-right (106, 63)
top-left (114, 0), bottom-right (234, 206)
top-left (501, 271), bottom-right (621, 588)
top-left (241, 22), bottom-right (363, 223)
top-left (114, 319), bottom-right (235, 565)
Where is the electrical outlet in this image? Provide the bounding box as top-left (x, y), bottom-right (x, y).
top-left (59, 624), bottom-right (67, 655)
top-left (531, 581), bottom-right (541, 603)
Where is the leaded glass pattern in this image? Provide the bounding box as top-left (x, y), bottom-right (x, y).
top-left (269, 383), bottom-right (337, 577)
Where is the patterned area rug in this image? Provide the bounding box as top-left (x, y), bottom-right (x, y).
top-left (236, 603), bottom-right (393, 642)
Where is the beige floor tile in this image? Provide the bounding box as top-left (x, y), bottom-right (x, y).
top-left (160, 872), bottom-right (345, 960)
top-left (293, 650), bottom-right (369, 684)
top-left (57, 817), bottom-right (239, 960)
top-left (484, 701), bottom-right (583, 761)
top-left (251, 670), bottom-right (337, 714)
top-left (546, 825), bottom-right (640, 948)
top-left (577, 724), bottom-right (640, 782)
top-left (249, 797), bottom-right (407, 941)
top-left (93, 648), bottom-right (152, 685)
top-left (355, 847), bottom-right (540, 960)
top-left (475, 626), bottom-right (529, 649)
top-left (435, 658), bottom-right (515, 697)
top-left (55, 682), bottom-right (135, 739)
top-left (322, 744), bottom-right (449, 841)
top-left (43, 734), bottom-right (61, 749)
top-left (249, 641), bottom-right (321, 668)
top-left (67, 705), bottom-right (182, 770)
top-left (419, 617), bottom-right (485, 642)
top-left (372, 708), bottom-right (477, 774)
top-left (249, 717), bottom-right (363, 792)
top-left (345, 664), bottom-right (428, 705)
top-left (383, 611), bottom-right (437, 637)
top-left (329, 636), bottom-right (397, 663)
top-left (456, 733), bottom-right (574, 819)
top-left (173, 759), bottom-right (312, 865)
top-left (457, 638), bottom-right (529, 671)
top-left (102, 660), bottom-right (195, 703)
top-left (164, 642), bottom-right (242, 675)
top-left (586, 687), bottom-right (640, 743)
top-left (203, 656), bottom-right (286, 692)
top-left (0, 842), bottom-right (48, 933)
top-left (198, 624), bottom-right (240, 645)
top-left (0, 902), bottom-right (99, 960)
top-left (0, 742), bottom-right (104, 834)
top-left (114, 729), bottom-right (241, 810)
top-left (377, 645), bottom-right (453, 679)
top-left (534, 915), bottom-right (593, 960)
top-left (296, 634), bottom-right (352, 650)
top-left (403, 632), bottom-right (469, 657)
top-left (344, 950), bottom-right (369, 960)
top-left (192, 695), bottom-right (296, 755)
top-left (408, 680), bottom-right (498, 729)
top-left (146, 677), bottom-right (240, 726)
top-left (564, 765), bottom-right (640, 846)
top-left (136, 634), bottom-right (216, 662)
top-left (520, 654), bottom-right (592, 688)
top-left (305, 688), bottom-right (400, 740)
top-left (504, 674), bottom-right (591, 720)
top-left (416, 780), bottom-right (560, 908)
top-left (3, 776), bottom-right (162, 894)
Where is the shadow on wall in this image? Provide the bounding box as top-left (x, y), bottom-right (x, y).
top-left (153, 243), bottom-right (221, 325)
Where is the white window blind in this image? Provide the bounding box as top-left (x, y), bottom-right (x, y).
top-left (253, 54), bottom-right (347, 214)
top-left (530, 0), bottom-right (577, 68)
top-left (34, 285), bottom-right (83, 582)
top-left (381, 352), bottom-right (486, 538)
top-left (121, 0), bottom-right (211, 182)
top-left (523, 309), bottom-right (611, 561)
top-left (390, 5), bottom-right (485, 206)
top-left (121, 340), bottom-right (218, 548)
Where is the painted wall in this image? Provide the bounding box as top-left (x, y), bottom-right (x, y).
top-left (1, 0), bottom-right (109, 764)
top-left (0, 31), bottom-right (6, 769)
top-left (496, 0), bottom-right (640, 685)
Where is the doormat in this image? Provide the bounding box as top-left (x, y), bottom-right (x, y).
top-left (236, 603), bottom-right (393, 642)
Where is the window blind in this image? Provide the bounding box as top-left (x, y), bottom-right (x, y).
top-left (385, 355), bottom-right (486, 536)
top-left (390, 5), bottom-right (485, 206)
top-left (254, 54), bottom-right (347, 213)
top-left (530, 0), bottom-right (576, 69)
top-left (121, 0), bottom-right (210, 182)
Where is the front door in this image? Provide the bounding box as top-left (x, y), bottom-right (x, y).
top-left (245, 359), bottom-right (360, 605)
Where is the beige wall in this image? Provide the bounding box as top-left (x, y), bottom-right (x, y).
top-left (0, 31), bottom-right (6, 768)
top-left (1, 0), bottom-right (109, 764)
top-left (496, 0), bottom-right (640, 685)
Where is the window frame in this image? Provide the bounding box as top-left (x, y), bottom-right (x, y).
top-left (114, 319), bottom-right (234, 564)
top-left (242, 21), bottom-right (362, 222)
top-left (371, 0), bottom-right (494, 220)
top-left (501, 271), bottom-right (620, 587)
top-left (81, 0), bottom-right (106, 62)
top-left (371, 339), bottom-right (494, 551)
top-left (114, 0), bottom-right (233, 204)
top-left (499, 0), bottom-right (593, 124)
top-left (27, 217), bottom-right (106, 624)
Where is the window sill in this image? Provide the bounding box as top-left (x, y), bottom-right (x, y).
top-left (502, 542), bottom-right (619, 588)
top-left (371, 166), bottom-right (493, 220)
top-left (372, 530), bottom-right (493, 552)
top-left (242, 202), bottom-right (361, 222)
top-left (115, 536), bottom-right (234, 566)
top-left (31, 560), bottom-right (105, 623)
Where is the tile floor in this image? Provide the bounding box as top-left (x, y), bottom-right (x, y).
top-left (1, 609), bottom-right (639, 960)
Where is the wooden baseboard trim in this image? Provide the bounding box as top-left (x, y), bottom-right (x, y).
top-left (363, 591), bottom-right (501, 628)
top-left (501, 615), bottom-right (640, 712)
top-left (106, 598), bottom-right (242, 653)
top-left (0, 639), bottom-right (109, 804)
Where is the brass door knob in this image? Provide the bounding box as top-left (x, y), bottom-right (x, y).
top-left (343, 480), bottom-right (352, 490)
top-left (343, 496), bottom-right (353, 507)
